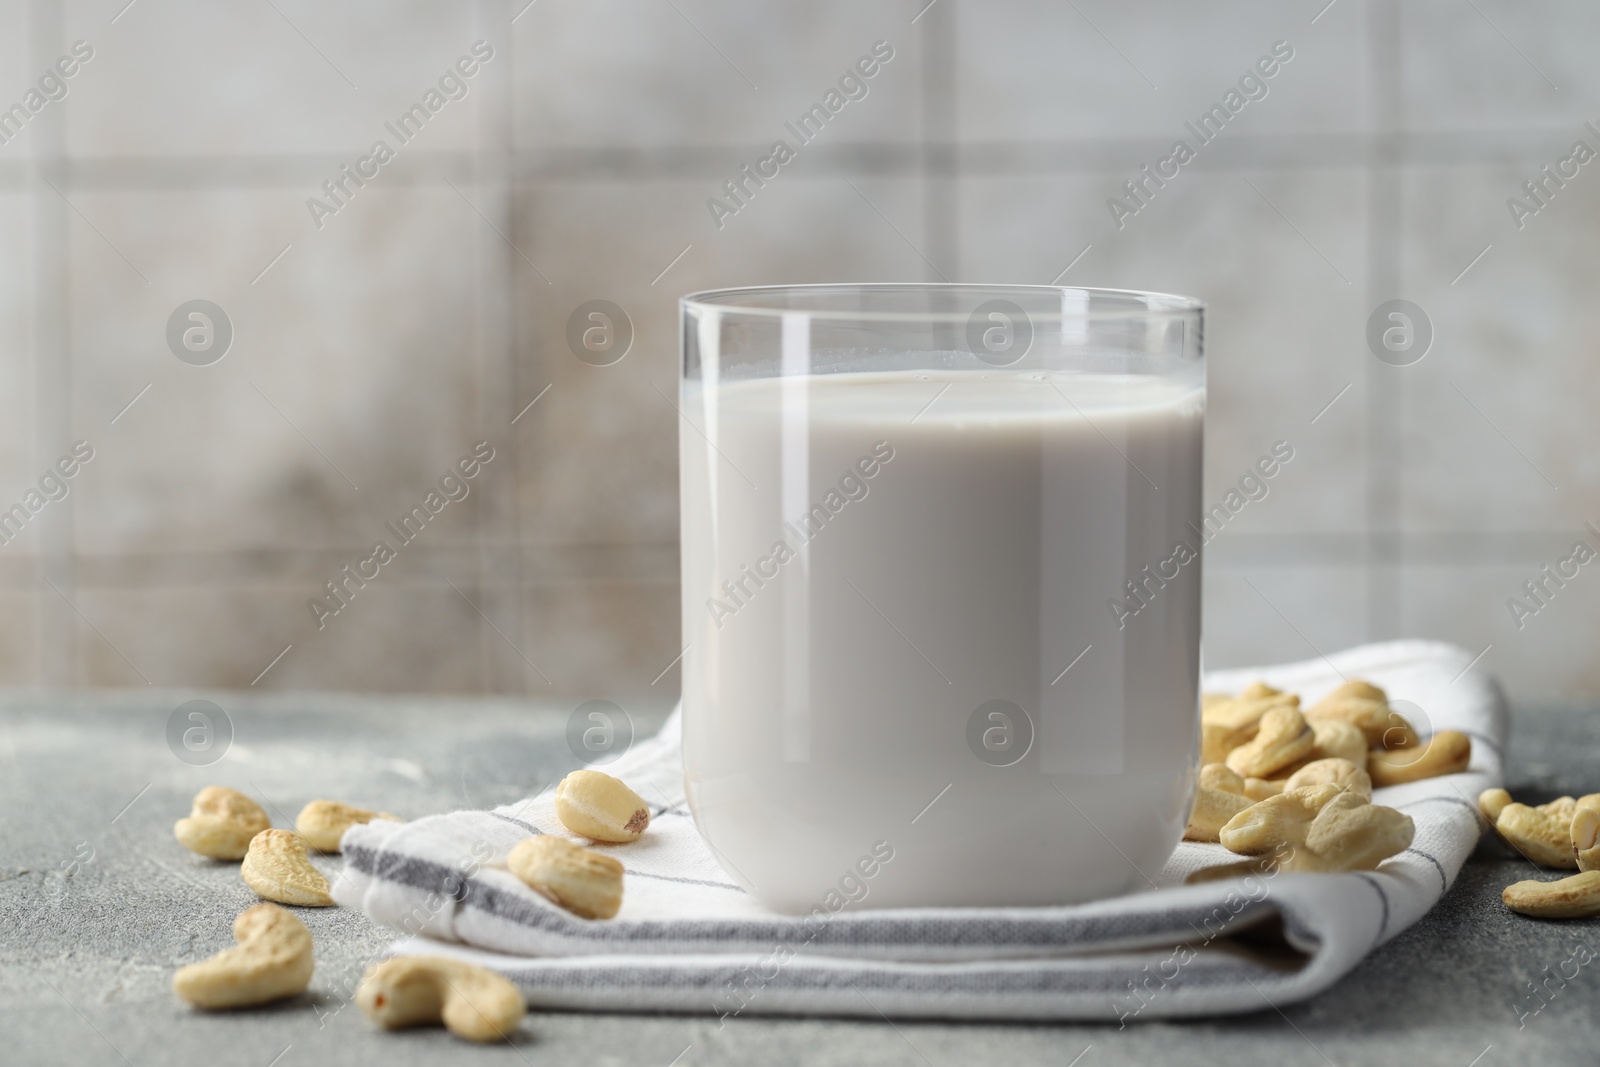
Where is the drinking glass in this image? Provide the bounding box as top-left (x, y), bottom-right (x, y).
top-left (679, 284), bottom-right (1204, 912)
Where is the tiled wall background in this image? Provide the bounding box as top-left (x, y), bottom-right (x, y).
top-left (1, 0), bottom-right (1597, 703)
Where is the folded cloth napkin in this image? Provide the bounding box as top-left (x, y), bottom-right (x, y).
top-left (333, 640), bottom-right (1507, 1022)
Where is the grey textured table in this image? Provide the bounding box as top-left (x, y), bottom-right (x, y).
top-left (2, 690), bottom-right (1597, 1066)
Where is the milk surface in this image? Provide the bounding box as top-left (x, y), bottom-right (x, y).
top-left (680, 368), bottom-right (1204, 911)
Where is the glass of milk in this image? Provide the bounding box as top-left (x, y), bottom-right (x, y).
top-left (679, 285), bottom-right (1204, 912)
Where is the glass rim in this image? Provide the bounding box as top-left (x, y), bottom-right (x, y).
top-left (680, 283), bottom-right (1204, 324)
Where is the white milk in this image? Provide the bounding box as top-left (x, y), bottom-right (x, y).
top-left (681, 368), bottom-right (1204, 912)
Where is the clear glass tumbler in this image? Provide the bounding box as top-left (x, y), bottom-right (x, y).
top-left (679, 285), bottom-right (1204, 912)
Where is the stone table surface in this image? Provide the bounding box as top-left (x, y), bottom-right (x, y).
top-left (2, 689), bottom-right (1598, 1067)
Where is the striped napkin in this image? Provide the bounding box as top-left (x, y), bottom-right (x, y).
top-left (332, 640), bottom-right (1505, 1022)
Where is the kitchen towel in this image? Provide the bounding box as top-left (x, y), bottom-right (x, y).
top-left (332, 640), bottom-right (1507, 1022)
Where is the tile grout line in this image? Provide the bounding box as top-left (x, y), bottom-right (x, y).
top-left (14, 525), bottom-right (1600, 590)
top-left (1365, 0), bottom-right (1405, 644)
top-left (33, 0), bottom-right (75, 690)
top-left (490, 4), bottom-right (534, 699)
top-left (9, 133), bottom-right (1600, 195)
top-left (922, 0), bottom-right (959, 284)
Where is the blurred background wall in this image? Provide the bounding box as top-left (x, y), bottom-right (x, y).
top-left (0, 0), bottom-right (1596, 704)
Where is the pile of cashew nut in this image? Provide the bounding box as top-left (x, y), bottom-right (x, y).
top-left (1480, 788), bottom-right (1600, 919)
top-left (168, 768), bottom-right (653, 1042)
top-left (1186, 678), bottom-right (1471, 878)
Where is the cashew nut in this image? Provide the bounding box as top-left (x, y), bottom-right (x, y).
top-left (1538, 796), bottom-right (1578, 820)
top-left (357, 956), bottom-right (526, 1043)
top-left (1478, 787), bottom-right (1512, 824)
top-left (1570, 796), bottom-right (1600, 872)
top-left (1304, 681), bottom-right (1394, 747)
top-left (1219, 785), bottom-right (1412, 873)
top-left (1200, 761), bottom-right (1281, 803)
top-left (1203, 691), bottom-right (1298, 735)
top-left (1199, 763), bottom-right (1246, 794)
top-left (1242, 776), bottom-right (1287, 802)
top-left (1309, 719), bottom-right (1368, 766)
top-left (1203, 700), bottom-right (1273, 767)
top-left (174, 786), bottom-right (270, 860)
top-left (1225, 705), bottom-right (1315, 778)
top-left (1496, 803), bottom-right (1579, 869)
top-left (1284, 757), bottom-right (1372, 800)
top-left (241, 828), bottom-right (334, 906)
top-left (1196, 764), bottom-right (1280, 806)
top-left (1367, 730), bottom-right (1471, 787)
top-left (1290, 791), bottom-right (1414, 872)
top-left (1219, 784), bottom-right (1342, 856)
top-left (173, 904), bottom-right (314, 1009)
top-left (508, 836), bottom-right (624, 919)
top-left (1375, 709), bottom-right (1422, 753)
top-left (554, 770), bottom-right (650, 843)
top-left (1303, 697), bottom-right (1385, 746)
top-left (1253, 743), bottom-right (1366, 801)
top-left (1319, 678), bottom-right (1387, 704)
top-left (1571, 807), bottom-right (1600, 872)
top-left (1201, 722), bottom-right (1249, 766)
top-left (1200, 689), bottom-right (1299, 765)
top-left (1184, 786), bottom-right (1254, 843)
top-left (295, 800), bottom-right (401, 854)
top-left (1503, 871), bottom-right (1600, 918)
